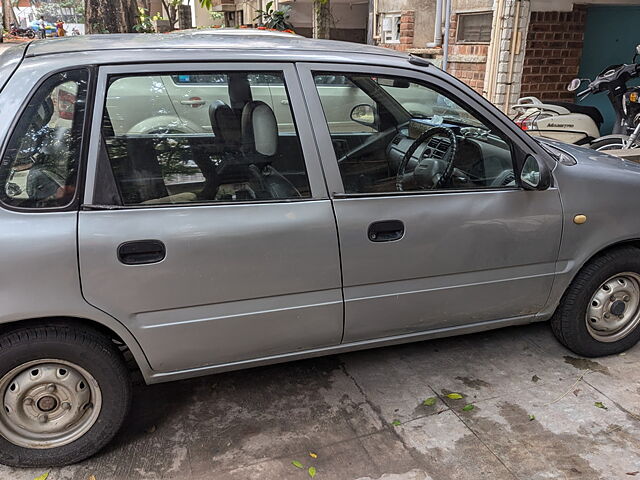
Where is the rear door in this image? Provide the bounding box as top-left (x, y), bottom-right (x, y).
top-left (78, 62), bottom-right (343, 373)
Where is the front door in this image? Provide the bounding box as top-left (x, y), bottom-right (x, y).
top-left (299, 63), bottom-right (563, 343)
top-left (78, 63), bottom-right (342, 373)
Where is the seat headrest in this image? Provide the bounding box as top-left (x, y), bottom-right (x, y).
top-left (209, 100), bottom-right (241, 146)
top-left (241, 101), bottom-right (277, 157)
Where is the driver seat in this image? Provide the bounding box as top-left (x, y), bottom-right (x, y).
top-left (240, 100), bottom-right (300, 199)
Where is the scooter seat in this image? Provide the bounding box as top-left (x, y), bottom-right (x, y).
top-left (547, 101), bottom-right (604, 128)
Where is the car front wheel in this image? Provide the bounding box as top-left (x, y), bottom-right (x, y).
top-left (551, 246), bottom-right (640, 357)
top-left (0, 323), bottom-right (131, 467)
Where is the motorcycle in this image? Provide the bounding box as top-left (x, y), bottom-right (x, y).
top-left (9, 23), bottom-right (36, 39)
top-left (512, 45), bottom-right (640, 151)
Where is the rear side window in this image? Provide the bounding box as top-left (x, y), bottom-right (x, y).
top-left (0, 69), bottom-right (89, 209)
top-left (97, 70), bottom-right (310, 206)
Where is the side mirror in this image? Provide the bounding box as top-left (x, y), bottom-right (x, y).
top-left (520, 155), bottom-right (551, 191)
top-left (567, 78), bottom-right (582, 92)
top-left (350, 104), bottom-right (377, 128)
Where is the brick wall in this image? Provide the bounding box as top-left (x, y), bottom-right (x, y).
top-left (446, 14), bottom-right (489, 93)
top-left (520, 6), bottom-right (586, 102)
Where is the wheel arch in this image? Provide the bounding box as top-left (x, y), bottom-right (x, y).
top-left (0, 315), bottom-right (152, 381)
top-left (546, 238), bottom-right (640, 317)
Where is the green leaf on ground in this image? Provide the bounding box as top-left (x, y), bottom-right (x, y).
top-left (446, 393), bottom-right (463, 400)
top-left (391, 420), bottom-right (401, 426)
top-left (422, 397), bottom-right (437, 406)
top-left (594, 401), bottom-right (608, 410)
top-left (462, 404), bottom-right (474, 412)
top-left (33, 474), bottom-right (49, 480)
top-left (292, 460), bottom-right (304, 469)
top-left (308, 466), bottom-right (317, 478)
top-left (529, 414), bottom-right (535, 421)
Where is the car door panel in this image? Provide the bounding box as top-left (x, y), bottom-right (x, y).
top-left (79, 202), bottom-right (342, 371)
top-left (334, 190), bottom-right (562, 341)
top-left (79, 63), bottom-right (342, 373)
top-left (297, 63), bottom-right (563, 342)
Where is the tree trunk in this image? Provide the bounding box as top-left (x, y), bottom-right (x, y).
top-left (2, 0), bottom-right (18, 32)
top-left (85, 0), bottom-right (138, 34)
top-left (312, 0), bottom-right (330, 39)
top-left (161, 0), bottom-right (178, 29)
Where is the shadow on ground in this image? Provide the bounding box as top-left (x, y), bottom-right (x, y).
top-left (3, 322), bottom-right (640, 480)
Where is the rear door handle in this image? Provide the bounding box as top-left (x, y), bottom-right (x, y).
top-left (180, 99), bottom-right (206, 106)
top-left (368, 220), bottom-right (405, 242)
top-left (118, 240), bottom-right (166, 265)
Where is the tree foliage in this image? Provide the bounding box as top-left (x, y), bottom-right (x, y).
top-left (253, 1), bottom-right (293, 31)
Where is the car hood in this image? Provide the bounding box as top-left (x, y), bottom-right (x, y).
top-left (537, 138), bottom-right (640, 176)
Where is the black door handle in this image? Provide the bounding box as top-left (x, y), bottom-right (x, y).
top-left (118, 240), bottom-right (166, 265)
top-left (368, 220), bottom-right (405, 242)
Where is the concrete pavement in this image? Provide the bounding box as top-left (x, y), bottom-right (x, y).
top-left (2, 322), bottom-right (639, 480)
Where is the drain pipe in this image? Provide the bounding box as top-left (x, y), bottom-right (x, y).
top-left (441, 0), bottom-right (452, 70)
top-left (426, 0), bottom-right (443, 47)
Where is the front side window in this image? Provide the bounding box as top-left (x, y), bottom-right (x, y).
top-left (0, 69), bottom-right (89, 209)
top-left (98, 70), bottom-right (310, 206)
top-left (313, 72), bottom-right (516, 194)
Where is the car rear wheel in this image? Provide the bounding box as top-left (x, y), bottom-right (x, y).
top-left (0, 324), bottom-right (131, 467)
top-left (551, 246), bottom-right (640, 357)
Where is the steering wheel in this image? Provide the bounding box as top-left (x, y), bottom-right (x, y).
top-left (396, 126), bottom-right (458, 191)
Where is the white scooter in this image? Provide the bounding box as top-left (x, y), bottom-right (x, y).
top-left (512, 45), bottom-right (640, 150)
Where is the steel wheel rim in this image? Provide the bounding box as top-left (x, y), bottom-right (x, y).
top-left (586, 272), bottom-right (640, 343)
top-left (0, 359), bottom-right (102, 449)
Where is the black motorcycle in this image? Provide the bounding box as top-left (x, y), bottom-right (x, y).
top-left (9, 23), bottom-right (36, 39)
top-left (568, 45), bottom-right (640, 150)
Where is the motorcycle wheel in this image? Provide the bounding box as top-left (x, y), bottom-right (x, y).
top-left (26, 30), bottom-right (35, 39)
top-left (590, 136), bottom-right (635, 152)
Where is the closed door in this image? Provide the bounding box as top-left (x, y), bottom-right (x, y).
top-left (300, 64), bottom-right (562, 342)
top-left (79, 63), bottom-right (342, 373)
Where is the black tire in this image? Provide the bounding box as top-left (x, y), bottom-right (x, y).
top-left (26, 29), bottom-right (35, 39)
top-left (551, 246), bottom-right (640, 357)
top-left (590, 136), bottom-right (633, 151)
top-left (0, 323), bottom-right (131, 467)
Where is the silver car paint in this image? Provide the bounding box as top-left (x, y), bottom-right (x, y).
top-left (0, 32), bottom-right (637, 384)
top-left (297, 62), bottom-right (562, 342)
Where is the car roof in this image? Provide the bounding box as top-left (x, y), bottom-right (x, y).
top-left (26, 29), bottom-right (409, 61)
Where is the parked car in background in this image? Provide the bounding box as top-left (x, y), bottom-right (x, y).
top-left (1, 30), bottom-right (640, 469)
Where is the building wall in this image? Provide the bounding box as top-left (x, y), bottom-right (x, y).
top-left (520, 6), bottom-right (586, 102)
top-left (288, 0), bottom-right (368, 42)
top-left (444, 0), bottom-right (493, 93)
top-left (377, 0), bottom-right (435, 48)
top-left (446, 14), bottom-right (489, 93)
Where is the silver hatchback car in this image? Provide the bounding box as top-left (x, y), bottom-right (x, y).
top-left (1, 30), bottom-right (640, 468)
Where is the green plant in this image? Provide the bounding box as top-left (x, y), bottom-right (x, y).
top-left (133, 7), bottom-right (155, 33)
top-left (253, 1), bottom-right (293, 31)
top-left (209, 10), bottom-right (224, 26)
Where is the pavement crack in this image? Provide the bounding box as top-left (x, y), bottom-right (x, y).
top-left (337, 360), bottom-right (426, 466)
top-left (434, 386), bottom-right (521, 480)
top-left (583, 378), bottom-right (640, 422)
